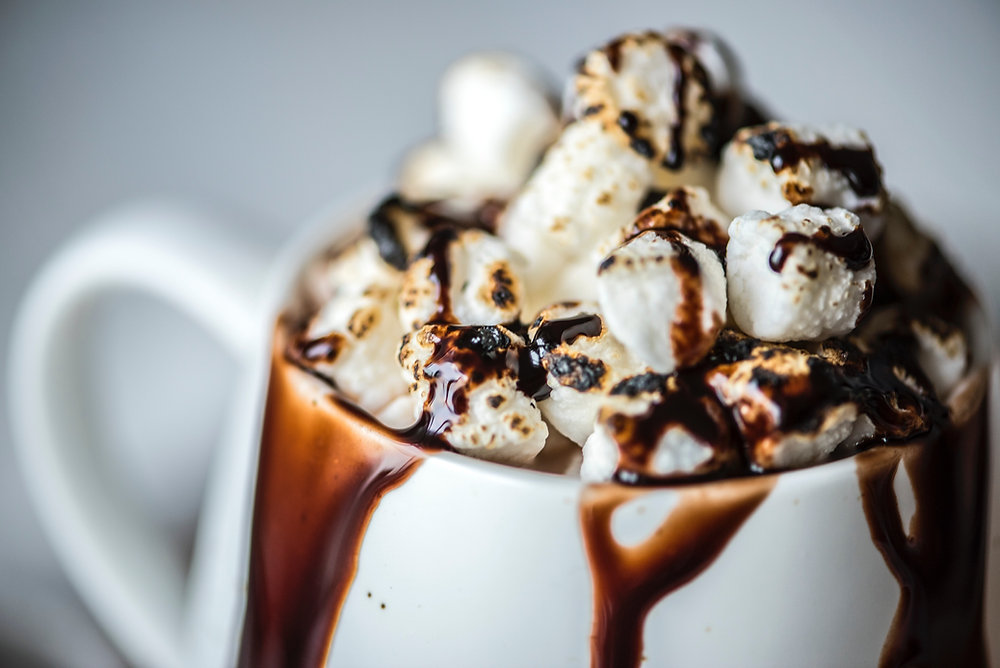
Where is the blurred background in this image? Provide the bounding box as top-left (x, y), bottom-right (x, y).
top-left (1, 1), bottom-right (998, 665)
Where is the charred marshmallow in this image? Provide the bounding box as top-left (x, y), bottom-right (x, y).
top-left (399, 227), bottom-right (526, 330)
top-left (581, 372), bottom-right (737, 482)
top-left (528, 302), bottom-right (647, 444)
top-left (706, 338), bottom-right (867, 469)
top-left (398, 324), bottom-right (547, 464)
top-left (296, 238), bottom-right (409, 413)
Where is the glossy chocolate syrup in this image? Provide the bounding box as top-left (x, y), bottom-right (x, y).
top-left (768, 225), bottom-right (874, 273)
top-left (663, 42), bottom-right (692, 171)
top-left (745, 128), bottom-right (883, 198)
top-left (421, 227), bottom-right (459, 324)
top-left (857, 401), bottom-right (989, 667)
top-left (580, 476), bottom-right (775, 668)
top-left (238, 342), bottom-right (424, 668)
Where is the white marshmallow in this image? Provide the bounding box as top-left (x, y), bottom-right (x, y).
top-left (581, 373), bottom-right (735, 482)
top-left (297, 238), bottom-right (409, 413)
top-left (726, 205), bottom-right (876, 342)
top-left (527, 301), bottom-right (647, 444)
top-left (399, 228), bottom-right (526, 330)
top-left (717, 123), bottom-right (887, 239)
top-left (597, 229), bottom-right (727, 373)
top-left (399, 52), bottom-right (559, 207)
top-left (500, 119), bottom-right (653, 312)
top-left (398, 324), bottom-right (547, 464)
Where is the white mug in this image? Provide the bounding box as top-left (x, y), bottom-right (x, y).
top-left (8, 199), bottom-right (998, 667)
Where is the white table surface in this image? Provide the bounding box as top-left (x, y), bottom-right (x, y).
top-left (1, 2), bottom-right (997, 665)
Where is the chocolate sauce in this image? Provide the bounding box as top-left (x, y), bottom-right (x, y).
top-left (297, 333), bottom-right (344, 364)
top-left (768, 225), bottom-right (873, 273)
top-left (581, 476), bottom-right (775, 668)
top-left (659, 230), bottom-right (714, 367)
top-left (856, 402), bottom-right (989, 667)
top-left (421, 228), bottom-right (459, 324)
top-left (531, 313), bottom-right (603, 356)
top-left (366, 194), bottom-right (501, 271)
top-left (238, 345), bottom-right (423, 668)
top-left (663, 43), bottom-right (690, 171)
top-left (746, 129), bottom-right (883, 198)
top-left (519, 313), bottom-right (604, 402)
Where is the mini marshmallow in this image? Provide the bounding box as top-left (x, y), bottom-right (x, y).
top-left (726, 205), bottom-right (876, 342)
top-left (706, 338), bottom-right (865, 469)
top-left (398, 324), bottom-right (547, 464)
top-left (854, 307), bottom-right (969, 401)
top-left (716, 123), bottom-right (887, 239)
top-left (569, 30), bottom-right (734, 187)
top-left (500, 119), bottom-right (653, 312)
top-left (295, 238), bottom-right (409, 413)
top-left (612, 185), bottom-right (730, 253)
top-left (399, 52), bottom-right (559, 207)
top-left (581, 372), bottom-right (737, 482)
top-left (912, 317), bottom-right (968, 399)
top-left (875, 200), bottom-right (968, 315)
top-left (527, 301), bottom-right (647, 444)
top-left (597, 229), bottom-right (727, 373)
top-left (399, 227), bottom-right (526, 330)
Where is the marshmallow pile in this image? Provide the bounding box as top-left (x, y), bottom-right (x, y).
top-left (291, 29), bottom-right (971, 483)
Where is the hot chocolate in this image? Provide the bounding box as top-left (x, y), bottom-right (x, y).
top-left (237, 27), bottom-right (990, 668)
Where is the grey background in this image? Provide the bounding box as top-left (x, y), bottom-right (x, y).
top-left (1, 1), bottom-right (998, 665)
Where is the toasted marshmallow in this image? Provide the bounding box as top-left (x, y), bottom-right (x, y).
top-left (295, 238), bottom-right (409, 413)
top-left (854, 307), bottom-right (969, 401)
top-left (875, 200), bottom-right (968, 314)
top-left (597, 229), bottom-right (727, 373)
top-left (399, 227), bottom-right (526, 330)
top-left (581, 372), bottom-right (737, 482)
top-left (398, 324), bottom-right (547, 464)
top-left (726, 205), bottom-right (876, 342)
top-left (717, 123), bottom-right (887, 239)
top-left (706, 338), bottom-right (865, 469)
top-left (911, 317), bottom-right (968, 399)
top-left (399, 52), bottom-right (559, 207)
top-left (527, 302), bottom-right (647, 444)
top-left (500, 119), bottom-right (652, 311)
top-left (569, 30), bottom-right (735, 187)
top-left (611, 185), bottom-right (730, 253)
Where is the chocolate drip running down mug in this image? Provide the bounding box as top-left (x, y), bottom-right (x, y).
top-left (8, 199), bottom-right (998, 668)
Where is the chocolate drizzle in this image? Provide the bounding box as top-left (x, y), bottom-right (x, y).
top-left (238, 345), bottom-right (423, 668)
top-left (856, 402), bottom-right (989, 667)
top-left (627, 187), bottom-right (729, 252)
top-left (581, 476), bottom-right (775, 668)
top-left (745, 129), bottom-right (883, 198)
top-left (768, 225), bottom-right (873, 273)
top-left (366, 194), bottom-right (500, 271)
top-left (605, 373), bottom-right (742, 485)
top-left (421, 227), bottom-right (459, 324)
top-left (663, 43), bottom-right (691, 170)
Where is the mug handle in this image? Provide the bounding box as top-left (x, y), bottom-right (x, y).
top-left (7, 201), bottom-right (271, 668)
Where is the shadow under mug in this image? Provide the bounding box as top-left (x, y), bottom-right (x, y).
top-left (7, 200), bottom-right (998, 667)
